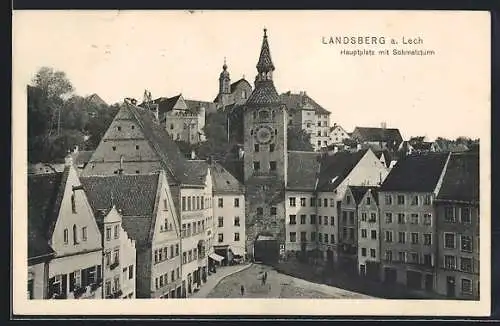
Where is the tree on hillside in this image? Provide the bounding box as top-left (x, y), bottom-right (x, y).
top-left (287, 127), bottom-right (314, 151)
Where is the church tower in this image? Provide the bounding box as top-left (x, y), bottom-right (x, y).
top-left (243, 28), bottom-right (288, 258)
top-left (218, 58), bottom-right (231, 107)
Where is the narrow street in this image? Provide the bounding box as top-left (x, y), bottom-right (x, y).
top-left (206, 264), bottom-right (375, 299)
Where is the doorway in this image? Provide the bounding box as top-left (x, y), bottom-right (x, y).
top-left (446, 276), bottom-right (456, 298)
top-left (424, 274), bottom-right (434, 292)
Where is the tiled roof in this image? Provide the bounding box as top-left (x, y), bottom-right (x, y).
top-left (411, 142), bottom-right (434, 151)
top-left (246, 80), bottom-right (281, 106)
top-left (353, 127), bottom-right (403, 144)
top-left (280, 92), bottom-right (330, 115)
top-left (317, 150), bottom-right (368, 192)
top-left (373, 149), bottom-right (396, 168)
top-left (184, 99), bottom-right (217, 113)
top-left (182, 160), bottom-right (209, 187)
top-left (71, 151), bottom-right (94, 167)
top-left (80, 173), bottom-right (160, 246)
top-left (85, 93), bottom-right (108, 107)
top-left (287, 151), bottom-right (321, 191)
top-left (211, 162), bottom-right (245, 194)
top-left (230, 78), bottom-right (251, 93)
top-left (380, 152), bottom-right (450, 192)
top-left (436, 152), bottom-right (479, 203)
top-left (256, 30), bottom-right (275, 72)
top-left (126, 103), bottom-right (188, 184)
top-left (152, 95), bottom-right (181, 115)
top-left (28, 170), bottom-right (68, 260)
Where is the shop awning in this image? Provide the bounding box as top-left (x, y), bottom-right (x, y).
top-left (208, 253), bottom-right (225, 262)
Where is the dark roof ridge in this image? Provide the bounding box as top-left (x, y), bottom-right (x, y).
top-left (46, 166), bottom-right (70, 239)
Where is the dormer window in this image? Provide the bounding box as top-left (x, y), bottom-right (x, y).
top-left (241, 90), bottom-right (247, 99)
top-left (117, 126), bottom-right (121, 131)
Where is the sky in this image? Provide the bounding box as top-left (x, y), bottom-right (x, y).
top-left (13, 10), bottom-right (490, 140)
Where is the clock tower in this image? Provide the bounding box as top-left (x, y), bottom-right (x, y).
top-left (243, 28), bottom-right (288, 258)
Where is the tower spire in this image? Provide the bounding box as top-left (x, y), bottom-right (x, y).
top-left (256, 27), bottom-right (275, 74)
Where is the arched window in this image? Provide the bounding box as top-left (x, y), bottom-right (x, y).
top-left (73, 224), bottom-right (78, 245)
top-left (241, 90), bottom-right (247, 99)
top-left (71, 193), bottom-right (76, 213)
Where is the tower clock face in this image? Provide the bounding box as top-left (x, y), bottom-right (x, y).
top-left (254, 125), bottom-right (274, 144)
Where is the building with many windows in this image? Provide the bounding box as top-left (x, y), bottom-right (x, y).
top-left (280, 91), bottom-right (331, 151)
top-left (98, 206), bottom-right (137, 299)
top-left (81, 171), bottom-right (182, 298)
top-left (355, 186), bottom-right (381, 280)
top-left (435, 152), bottom-right (479, 299)
top-left (28, 163), bottom-right (103, 300)
top-left (379, 152), bottom-right (451, 293)
top-left (211, 162), bottom-right (246, 264)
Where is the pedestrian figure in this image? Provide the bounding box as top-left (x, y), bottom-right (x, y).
top-left (240, 285), bottom-right (245, 296)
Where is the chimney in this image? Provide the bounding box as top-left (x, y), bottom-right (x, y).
top-left (65, 153), bottom-right (73, 167)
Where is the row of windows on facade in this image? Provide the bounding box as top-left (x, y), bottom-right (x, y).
top-left (384, 250), bottom-right (435, 267)
top-left (111, 144), bottom-right (141, 151)
top-left (181, 195), bottom-right (212, 211)
top-left (181, 219), bottom-right (208, 238)
top-left (182, 247), bottom-right (206, 264)
top-left (317, 140), bottom-right (329, 147)
top-left (288, 214), bottom-right (334, 225)
top-left (154, 244), bottom-right (180, 264)
top-left (63, 225), bottom-right (88, 245)
top-left (217, 198), bottom-right (240, 208)
top-left (288, 197), bottom-right (336, 208)
top-left (169, 123), bottom-right (197, 131)
top-left (217, 216), bottom-right (240, 227)
top-left (154, 268), bottom-right (180, 290)
top-left (253, 143), bottom-right (276, 152)
top-left (382, 230), bottom-right (433, 246)
top-left (253, 161), bottom-right (277, 172)
top-left (48, 265), bottom-right (100, 298)
top-left (218, 232), bottom-right (240, 243)
top-left (104, 248), bottom-right (120, 268)
top-left (289, 231), bottom-right (335, 244)
top-left (104, 265), bottom-right (134, 297)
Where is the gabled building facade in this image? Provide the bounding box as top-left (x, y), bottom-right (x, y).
top-left (435, 152), bottom-right (479, 300)
top-left (28, 163), bottom-right (103, 300)
top-left (280, 91), bottom-right (331, 151)
top-left (81, 172), bottom-right (182, 299)
top-left (99, 206), bottom-right (137, 299)
top-left (356, 187), bottom-right (381, 281)
top-left (379, 152), bottom-right (451, 293)
top-left (284, 148), bottom-right (389, 269)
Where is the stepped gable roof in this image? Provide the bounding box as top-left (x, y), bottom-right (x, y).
top-left (246, 80), bottom-right (281, 107)
top-left (317, 149), bottom-right (368, 192)
top-left (380, 152), bottom-right (450, 192)
top-left (436, 152), bottom-right (479, 203)
top-left (126, 103), bottom-right (188, 184)
top-left (287, 151), bottom-right (321, 191)
top-left (80, 173), bottom-right (160, 246)
top-left (280, 92), bottom-right (330, 115)
top-left (27, 171), bottom-right (66, 260)
top-left (211, 162), bottom-right (245, 194)
top-left (183, 160), bottom-right (209, 187)
top-left (353, 127), bottom-right (403, 144)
